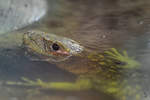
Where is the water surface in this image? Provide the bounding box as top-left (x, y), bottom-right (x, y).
top-left (0, 0), bottom-right (150, 100)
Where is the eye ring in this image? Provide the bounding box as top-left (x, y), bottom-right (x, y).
top-left (52, 43), bottom-right (60, 51)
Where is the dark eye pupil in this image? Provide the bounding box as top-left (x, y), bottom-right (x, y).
top-left (52, 43), bottom-right (59, 51)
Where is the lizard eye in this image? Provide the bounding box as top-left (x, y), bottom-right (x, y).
top-left (52, 43), bottom-right (60, 51)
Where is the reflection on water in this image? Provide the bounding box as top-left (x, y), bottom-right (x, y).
top-left (0, 0), bottom-right (150, 100)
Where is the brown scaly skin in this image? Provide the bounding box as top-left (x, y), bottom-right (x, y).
top-left (23, 30), bottom-right (97, 74)
top-left (23, 30), bottom-right (83, 62)
top-left (23, 30), bottom-right (140, 76)
top-left (5, 30), bottom-right (141, 100)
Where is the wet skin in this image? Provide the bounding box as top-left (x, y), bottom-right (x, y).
top-left (23, 30), bottom-right (83, 62)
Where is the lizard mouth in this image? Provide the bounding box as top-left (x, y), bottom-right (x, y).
top-left (51, 50), bottom-right (70, 56)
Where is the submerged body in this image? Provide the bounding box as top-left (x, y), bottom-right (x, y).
top-left (23, 30), bottom-right (83, 62)
top-left (0, 30), bottom-right (141, 100)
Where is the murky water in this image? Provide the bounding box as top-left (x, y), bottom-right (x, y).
top-left (0, 0), bottom-right (150, 100)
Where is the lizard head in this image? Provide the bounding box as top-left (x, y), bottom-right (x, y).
top-left (23, 30), bottom-right (83, 62)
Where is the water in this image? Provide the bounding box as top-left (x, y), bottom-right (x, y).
top-left (0, 0), bottom-right (150, 100)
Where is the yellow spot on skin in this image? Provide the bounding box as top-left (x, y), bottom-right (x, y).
top-left (106, 87), bottom-right (119, 93)
top-left (91, 58), bottom-right (98, 62)
top-left (98, 54), bottom-right (104, 58)
top-left (98, 62), bottom-right (105, 65)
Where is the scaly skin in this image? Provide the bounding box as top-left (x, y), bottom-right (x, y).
top-left (4, 31), bottom-right (141, 100)
top-left (23, 30), bottom-right (83, 62)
